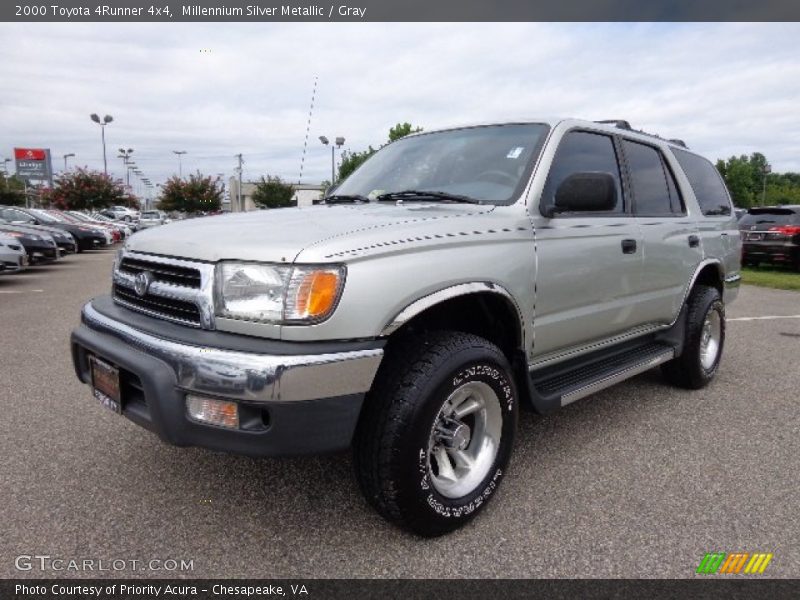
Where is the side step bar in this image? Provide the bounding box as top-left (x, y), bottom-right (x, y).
top-left (528, 341), bottom-right (676, 412)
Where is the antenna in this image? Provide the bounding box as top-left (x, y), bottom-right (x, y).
top-left (298, 76), bottom-right (318, 184)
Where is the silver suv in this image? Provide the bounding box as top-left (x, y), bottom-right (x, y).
top-left (71, 118), bottom-right (741, 536)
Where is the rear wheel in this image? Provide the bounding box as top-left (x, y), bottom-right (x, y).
top-left (662, 285), bottom-right (725, 389)
top-left (354, 331), bottom-right (518, 537)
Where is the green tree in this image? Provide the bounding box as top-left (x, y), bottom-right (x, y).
top-left (42, 168), bottom-right (131, 210)
top-left (388, 122), bottom-right (423, 142)
top-left (336, 122), bottom-right (423, 182)
top-left (0, 173), bottom-right (27, 206)
top-left (337, 146), bottom-right (377, 181)
top-left (158, 173), bottom-right (222, 214)
top-left (251, 175), bottom-right (295, 209)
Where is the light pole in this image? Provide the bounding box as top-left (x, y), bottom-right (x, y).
top-left (2, 158), bottom-right (10, 190)
top-left (761, 163), bottom-right (771, 206)
top-left (173, 150), bottom-right (187, 178)
top-left (319, 135), bottom-right (345, 184)
top-left (90, 113), bottom-right (113, 175)
top-left (62, 153), bottom-right (75, 171)
top-left (118, 148), bottom-right (134, 190)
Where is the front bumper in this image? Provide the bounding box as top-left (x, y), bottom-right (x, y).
top-left (71, 300), bottom-right (384, 456)
top-left (23, 241), bottom-right (58, 262)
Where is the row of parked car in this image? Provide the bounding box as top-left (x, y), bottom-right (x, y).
top-left (0, 205), bottom-right (169, 276)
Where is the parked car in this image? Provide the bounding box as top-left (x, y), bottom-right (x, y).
top-left (71, 118), bottom-right (741, 536)
top-left (0, 206), bottom-right (108, 252)
top-left (739, 205), bottom-right (800, 270)
top-left (88, 212), bottom-right (135, 236)
top-left (0, 232), bottom-right (29, 274)
top-left (51, 210), bottom-right (120, 243)
top-left (137, 210), bottom-right (168, 229)
top-left (101, 205), bottom-right (140, 222)
top-left (0, 207), bottom-right (77, 255)
top-left (0, 220), bottom-right (59, 263)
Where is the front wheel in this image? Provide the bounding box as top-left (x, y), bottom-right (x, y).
top-left (662, 285), bottom-right (725, 389)
top-left (354, 331), bottom-right (518, 537)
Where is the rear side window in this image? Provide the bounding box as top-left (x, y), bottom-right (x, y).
top-left (623, 140), bottom-right (682, 216)
top-left (672, 149), bottom-right (732, 216)
top-left (544, 131), bottom-right (623, 214)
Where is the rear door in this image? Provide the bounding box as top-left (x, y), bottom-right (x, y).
top-left (672, 149), bottom-right (740, 280)
top-left (620, 139), bottom-right (702, 324)
top-left (532, 129), bottom-right (644, 359)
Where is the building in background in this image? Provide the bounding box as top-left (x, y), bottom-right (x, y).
top-left (228, 179), bottom-right (325, 212)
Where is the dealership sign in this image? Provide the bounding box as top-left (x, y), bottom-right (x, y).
top-left (14, 147), bottom-right (53, 185)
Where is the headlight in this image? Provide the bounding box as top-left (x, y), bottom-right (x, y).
top-left (215, 262), bottom-right (345, 324)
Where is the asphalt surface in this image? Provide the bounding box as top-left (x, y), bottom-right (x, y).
top-left (1, 249), bottom-right (798, 579)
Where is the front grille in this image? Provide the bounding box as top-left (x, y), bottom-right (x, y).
top-left (120, 256), bottom-right (202, 288)
top-left (113, 283), bottom-right (202, 326)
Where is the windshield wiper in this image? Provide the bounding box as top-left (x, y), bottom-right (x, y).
top-left (323, 194), bottom-right (370, 204)
top-left (375, 190), bottom-right (481, 205)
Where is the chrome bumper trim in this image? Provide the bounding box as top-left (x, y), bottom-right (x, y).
top-left (81, 302), bottom-right (383, 403)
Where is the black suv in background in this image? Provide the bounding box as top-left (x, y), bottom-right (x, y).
top-left (739, 206), bottom-right (800, 270)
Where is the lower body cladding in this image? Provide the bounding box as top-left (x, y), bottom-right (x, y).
top-left (70, 301), bottom-right (385, 456)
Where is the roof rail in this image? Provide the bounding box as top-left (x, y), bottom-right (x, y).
top-left (595, 119), bottom-right (632, 130)
top-left (594, 119), bottom-right (690, 149)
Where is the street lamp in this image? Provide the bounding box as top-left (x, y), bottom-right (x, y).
top-left (90, 113), bottom-right (113, 175)
top-left (173, 150), bottom-right (187, 177)
top-left (62, 153), bottom-right (75, 171)
top-left (761, 163), bottom-right (772, 206)
top-left (319, 135), bottom-right (345, 184)
top-left (118, 148), bottom-right (134, 189)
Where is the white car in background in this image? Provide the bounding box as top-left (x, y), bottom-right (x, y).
top-left (137, 210), bottom-right (169, 229)
top-left (0, 232), bottom-right (29, 274)
top-left (103, 206), bottom-right (140, 222)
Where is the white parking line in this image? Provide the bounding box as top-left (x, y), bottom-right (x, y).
top-left (729, 315), bottom-right (800, 322)
top-left (0, 289), bottom-right (44, 294)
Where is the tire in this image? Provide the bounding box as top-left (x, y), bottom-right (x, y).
top-left (662, 285), bottom-right (725, 389)
top-left (354, 331), bottom-right (518, 537)
top-left (122, 215), bottom-right (131, 222)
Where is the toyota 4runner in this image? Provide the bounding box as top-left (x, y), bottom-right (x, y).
top-left (71, 118), bottom-right (741, 536)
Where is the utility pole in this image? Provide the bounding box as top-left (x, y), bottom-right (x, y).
top-left (235, 154), bottom-right (244, 212)
top-left (761, 163), bottom-right (771, 206)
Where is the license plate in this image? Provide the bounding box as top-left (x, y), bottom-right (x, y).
top-left (89, 356), bottom-right (122, 414)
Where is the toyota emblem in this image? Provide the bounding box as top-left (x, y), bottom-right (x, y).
top-left (133, 271), bottom-right (154, 297)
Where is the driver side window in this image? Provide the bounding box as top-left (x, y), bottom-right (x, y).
top-left (543, 131), bottom-right (624, 215)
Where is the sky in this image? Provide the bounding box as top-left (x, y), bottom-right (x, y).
top-left (1, 22), bottom-right (799, 196)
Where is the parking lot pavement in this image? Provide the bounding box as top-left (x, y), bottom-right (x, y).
top-left (0, 252), bottom-right (798, 579)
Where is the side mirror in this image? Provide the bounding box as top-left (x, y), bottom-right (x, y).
top-left (545, 172), bottom-right (617, 217)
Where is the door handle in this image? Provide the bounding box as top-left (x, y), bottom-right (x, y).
top-left (688, 235), bottom-right (700, 248)
top-left (621, 239), bottom-right (637, 254)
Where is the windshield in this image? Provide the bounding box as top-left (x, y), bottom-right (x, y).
top-left (332, 123), bottom-right (549, 205)
top-left (28, 209), bottom-right (60, 223)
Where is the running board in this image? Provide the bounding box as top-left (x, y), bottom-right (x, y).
top-left (528, 341), bottom-right (676, 411)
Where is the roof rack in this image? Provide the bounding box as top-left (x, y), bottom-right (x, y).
top-left (594, 119), bottom-right (689, 149)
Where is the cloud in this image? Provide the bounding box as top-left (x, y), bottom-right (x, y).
top-left (0, 22), bottom-right (798, 194)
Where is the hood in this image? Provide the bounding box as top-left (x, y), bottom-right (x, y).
top-left (125, 203), bottom-right (495, 263)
